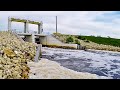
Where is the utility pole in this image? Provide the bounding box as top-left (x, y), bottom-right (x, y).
top-left (56, 16), bottom-right (57, 34)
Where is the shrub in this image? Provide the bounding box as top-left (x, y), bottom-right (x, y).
top-left (77, 36), bottom-right (82, 39)
top-left (84, 40), bottom-right (90, 43)
top-left (75, 39), bottom-right (80, 45)
top-left (77, 36), bottom-right (86, 40)
top-left (66, 36), bottom-right (74, 43)
top-left (107, 36), bottom-right (111, 38)
top-left (97, 35), bottom-right (101, 37)
top-left (82, 37), bottom-right (86, 40)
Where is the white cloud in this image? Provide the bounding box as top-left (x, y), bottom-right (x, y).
top-left (0, 11), bottom-right (120, 38)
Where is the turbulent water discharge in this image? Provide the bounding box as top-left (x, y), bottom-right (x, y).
top-left (42, 47), bottom-right (120, 79)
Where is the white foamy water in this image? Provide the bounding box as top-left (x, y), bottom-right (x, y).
top-left (42, 47), bottom-right (120, 79)
top-left (28, 59), bottom-right (109, 79)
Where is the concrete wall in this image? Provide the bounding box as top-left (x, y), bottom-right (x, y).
top-left (24, 34), bottom-right (35, 43)
top-left (16, 33), bottom-right (78, 49)
top-left (40, 35), bottom-right (78, 49)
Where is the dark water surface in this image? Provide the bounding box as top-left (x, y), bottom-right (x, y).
top-left (42, 47), bottom-right (120, 79)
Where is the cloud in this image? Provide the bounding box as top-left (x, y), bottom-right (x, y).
top-left (0, 11), bottom-right (120, 38)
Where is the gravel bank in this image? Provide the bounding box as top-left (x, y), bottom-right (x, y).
top-left (0, 31), bottom-right (36, 79)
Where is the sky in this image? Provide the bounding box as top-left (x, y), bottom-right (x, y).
top-left (0, 11), bottom-right (120, 38)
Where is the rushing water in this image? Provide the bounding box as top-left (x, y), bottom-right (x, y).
top-left (42, 47), bottom-right (120, 79)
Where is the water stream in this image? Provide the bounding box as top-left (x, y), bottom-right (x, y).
top-left (42, 47), bottom-right (120, 79)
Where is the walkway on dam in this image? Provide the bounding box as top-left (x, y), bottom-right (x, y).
top-left (17, 33), bottom-right (46, 37)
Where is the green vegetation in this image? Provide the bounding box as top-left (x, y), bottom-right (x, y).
top-left (53, 33), bottom-right (120, 51)
top-left (76, 35), bottom-right (120, 47)
top-left (53, 33), bottom-right (81, 45)
top-left (75, 39), bottom-right (80, 45)
top-left (76, 35), bottom-right (89, 43)
top-left (66, 36), bottom-right (74, 43)
top-left (77, 36), bottom-right (85, 40)
top-left (54, 33), bottom-right (120, 47)
top-left (84, 40), bottom-right (90, 43)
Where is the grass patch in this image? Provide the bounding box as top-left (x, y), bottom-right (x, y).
top-left (76, 35), bottom-right (120, 47)
top-left (75, 39), bottom-right (80, 45)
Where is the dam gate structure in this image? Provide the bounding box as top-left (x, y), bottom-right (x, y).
top-left (8, 17), bottom-right (46, 44)
top-left (7, 17), bottom-right (82, 62)
top-left (8, 17), bottom-right (79, 49)
top-left (8, 17), bottom-right (46, 62)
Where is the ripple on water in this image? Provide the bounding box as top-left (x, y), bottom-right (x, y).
top-left (42, 47), bottom-right (120, 79)
top-left (110, 65), bottom-right (118, 70)
top-left (111, 60), bottom-right (120, 63)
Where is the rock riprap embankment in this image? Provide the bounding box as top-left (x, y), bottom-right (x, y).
top-left (0, 31), bottom-right (36, 79)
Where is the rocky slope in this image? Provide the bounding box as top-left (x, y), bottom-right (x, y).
top-left (0, 31), bottom-right (36, 79)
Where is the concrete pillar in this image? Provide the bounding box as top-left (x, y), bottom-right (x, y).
top-left (38, 22), bottom-right (43, 34)
top-left (32, 34), bottom-right (35, 43)
top-left (24, 36), bottom-right (30, 42)
top-left (24, 34), bottom-right (35, 43)
top-left (38, 24), bottom-right (41, 34)
top-left (8, 17), bottom-right (11, 31)
top-left (24, 21), bottom-right (28, 33)
top-left (41, 22), bottom-right (43, 33)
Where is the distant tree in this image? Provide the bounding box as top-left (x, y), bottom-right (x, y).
top-left (81, 37), bottom-right (86, 40)
top-left (107, 36), bottom-right (111, 38)
top-left (77, 35), bottom-right (82, 39)
top-left (97, 35), bottom-right (101, 37)
top-left (91, 35), bottom-right (95, 37)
